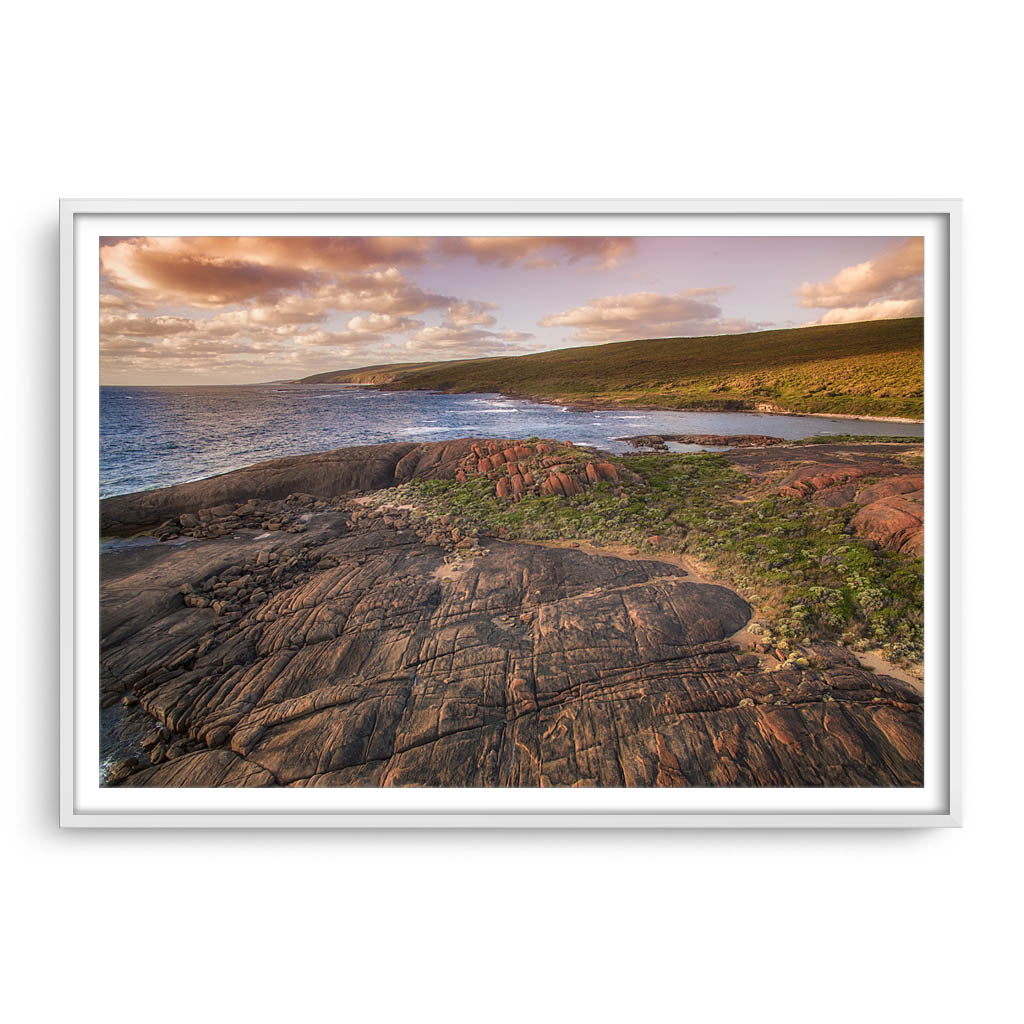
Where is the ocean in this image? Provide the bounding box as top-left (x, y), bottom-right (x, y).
top-left (100, 384), bottom-right (924, 498)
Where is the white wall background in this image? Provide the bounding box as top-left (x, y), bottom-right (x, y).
top-left (4, 2), bottom-right (1019, 1020)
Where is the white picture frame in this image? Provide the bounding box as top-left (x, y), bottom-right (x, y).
top-left (60, 198), bottom-right (960, 828)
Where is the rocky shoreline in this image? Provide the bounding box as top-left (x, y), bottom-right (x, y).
top-left (616, 433), bottom-right (789, 450)
top-left (100, 436), bottom-right (924, 789)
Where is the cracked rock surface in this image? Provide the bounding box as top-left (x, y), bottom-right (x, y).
top-left (100, 448), bottom-right (923, 788)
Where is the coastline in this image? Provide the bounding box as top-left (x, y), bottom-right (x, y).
top-left (99, 434), bottom-right (923, 789)
top-left (103, 386), bottom-right (923, 500)
top-left (301, 317), bottom-right (925, 423)
top-left (307, 382), bottom-right (925, 425)
top-left (545, 395), bottom-right (924, 424)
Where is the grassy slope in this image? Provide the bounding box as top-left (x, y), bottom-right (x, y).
top-left (298, 359), bottom-right (474, 385)
top-left (304, 318), bottom-right (924, 419)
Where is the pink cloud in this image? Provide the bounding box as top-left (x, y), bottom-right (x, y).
top-left (291, 314), bottom-right (427, 348)
top-left (443, 299), bottom-right (498, 327)
top-left (439, 236), bottom-right (634, 269)
top-left (539, 288), bottom-right (766, 343)
top-left (797, 238), bottom-right (924, 323)
top-left (313, 268), bottom-right (453, 317)
top-left (812, 298), bottom-right (924, 325)
top-left (404, 324), bottom-right (533, 357)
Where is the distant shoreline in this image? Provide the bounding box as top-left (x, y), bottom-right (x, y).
top-left (314, 381), bottom-right (925, 426)
top-left (438, 388), bottom-right (925, 425)
top-left (113, 378), bottom-right (925, 426)
top-left (294, 317), bottom-right (925, 422)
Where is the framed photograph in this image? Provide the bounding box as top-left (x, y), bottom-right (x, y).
top-left (60, 199), bottom-right (959, 827)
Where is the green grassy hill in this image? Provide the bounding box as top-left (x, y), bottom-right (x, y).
top-left (298, 359), bottom-right (479, 385)
top-left (301, 317), bottom-right (924, 419)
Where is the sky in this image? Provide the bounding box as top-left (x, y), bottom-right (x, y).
top-left (99, 234), bottom-right (924, 385)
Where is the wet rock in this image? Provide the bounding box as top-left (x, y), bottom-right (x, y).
top-left (140, 730), bottom-right (162, 752)
top-left (107, 757), bottom-right (140, 786)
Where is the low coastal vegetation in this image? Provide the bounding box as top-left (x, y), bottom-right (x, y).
top-left (303, 318), bottom-right (924, 420)
top-left (384, 447), bottom-right (924, 664)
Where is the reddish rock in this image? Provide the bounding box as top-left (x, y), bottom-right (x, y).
top-left (495, 478), bottom-right (511, 501)
top-left (585, 463), bottom-right (600, 484)
top-left (777, 465), bottom-right (869, 498)
top-left (851, 495), bottom-right (924, 556)
top-left (100, 448), bottom-right (922, 790)
top-left (539, 474), bottom-right (561, 497)
top-left (477, 456), bottom-right (493, 473)
top-left (556, 472), bottom-right (578, 497)
top-left (856, 475), bottom-right (925, 506)
top-left (510, 473), bottom-right (524, 499)
top-left (594, 462), bottom-right (619, 484)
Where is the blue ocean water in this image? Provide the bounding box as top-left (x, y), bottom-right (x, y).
top-left (100, 385), bottom-right (924, 498)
